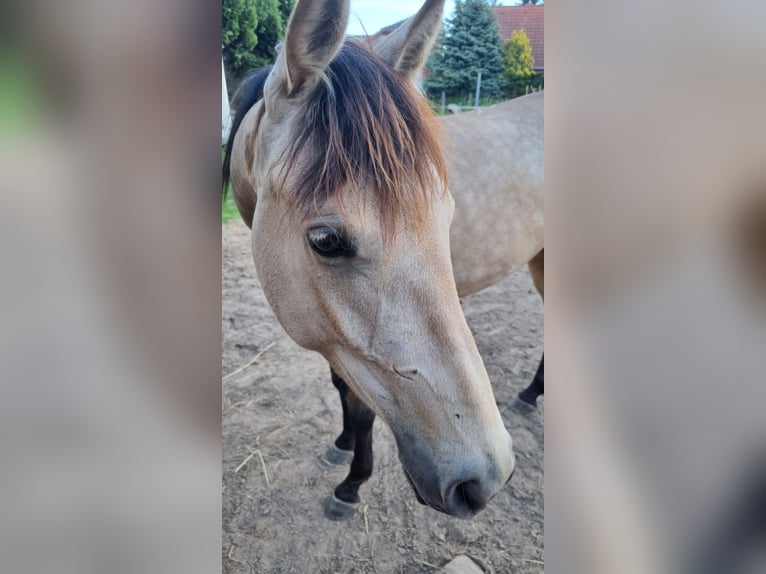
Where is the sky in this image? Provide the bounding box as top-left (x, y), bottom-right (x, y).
top-left (346, 0), bottom-right (457, 36)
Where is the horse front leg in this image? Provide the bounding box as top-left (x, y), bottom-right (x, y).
top-left (511, 353), bottom-right (544, 413)
top-left (324, 369), bottom-right (356, 464)
top-left (511, 249), bottom-right (544, 414)
top-left (324, 374), bottom-right (376, 520)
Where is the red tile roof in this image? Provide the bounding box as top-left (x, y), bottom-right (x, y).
top-left (492, 5), bottom-right (544, 70)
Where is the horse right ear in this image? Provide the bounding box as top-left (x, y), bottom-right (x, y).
top-left (268, 0), bottom-right (349, 99)
top-left (372, 0), bottom-right (445, 83)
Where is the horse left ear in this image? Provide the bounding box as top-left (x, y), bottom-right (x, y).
top-left (372, 0), bottom-right (445, 82)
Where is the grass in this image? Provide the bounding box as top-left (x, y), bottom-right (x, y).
top-left (222, 187), bottom-right (241, 223)
top-left (222, 146), bottom-right (242, 224)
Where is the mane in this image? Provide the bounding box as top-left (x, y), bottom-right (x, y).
top-left (223, 41), bottom-right (447, 231)
top-left (286, 40), bottom-right (447, 230)
top-left (222, 66), bottom-right (272, 199)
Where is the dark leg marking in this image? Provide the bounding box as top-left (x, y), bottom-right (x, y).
top-left (324, 370), bottom-right (355, 464)
top-left (511, 353), bottom-right (544, 414)
top-left (520, 353), bottom-right (544, 404)
top-left (325, 372), bottom-right (376, 520)
top-left (511, 249), bottom-right (544, 415)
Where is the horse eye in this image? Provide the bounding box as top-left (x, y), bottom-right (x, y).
top-left (307, 227), bottom-right (355, 258)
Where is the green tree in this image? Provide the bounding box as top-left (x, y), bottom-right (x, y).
top-left (223, 0), bottom-right (258, 77)
top-left (223, 0), bottom-right (294, 81)
top-left (277, 0), bottom-right (294, 29)
top-left (424, 0), bottom-right (505, 101)
top-left (502, 29), bottom-right (541, 98)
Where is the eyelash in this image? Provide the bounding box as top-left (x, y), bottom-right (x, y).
top-left (307, 227), bottom-right (356, 258)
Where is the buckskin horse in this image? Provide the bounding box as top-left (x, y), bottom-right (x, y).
top-left (223, 0), bottom-right (543, 519)
top-left (223, 0), bottom-right (518, 519)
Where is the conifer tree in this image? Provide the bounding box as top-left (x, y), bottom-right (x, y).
top-left (502, 29), bottom-right (535, 98)
top-left (425, 0), bottom-right (505, 101)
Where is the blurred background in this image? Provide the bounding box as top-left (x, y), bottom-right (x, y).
top-left (1, 1), bottom-right (221, 573)
top-left (546, 1), bottom-right (766, 572)
top-left (1, 0), bottom-right (765, 572)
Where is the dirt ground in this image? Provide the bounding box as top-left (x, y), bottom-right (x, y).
top-left (222, 221), bottom-right (544, 573)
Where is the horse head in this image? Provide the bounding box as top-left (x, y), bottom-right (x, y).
top-left (227, 0), bottom-right (514, 517)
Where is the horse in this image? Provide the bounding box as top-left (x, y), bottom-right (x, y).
top-left (223, 0), bottom-right (516, 520)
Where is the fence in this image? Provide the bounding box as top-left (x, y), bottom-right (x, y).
top-left (435, 71), bottom-right (544, 114)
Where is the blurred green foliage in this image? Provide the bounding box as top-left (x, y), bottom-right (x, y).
top-left (223, 0), bottom-right (294, 86)
top-left (0, 56), bottom-right (45, 137)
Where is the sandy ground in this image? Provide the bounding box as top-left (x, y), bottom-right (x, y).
top-left (222, 221), bottom-right (544, 573)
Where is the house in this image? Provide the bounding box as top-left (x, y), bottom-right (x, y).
top-left (492, 4), bottom-right (544, 72)
top-left (348, 19), bottom-right (407, 45)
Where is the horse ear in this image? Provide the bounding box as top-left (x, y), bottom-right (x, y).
top-left (275, 0), bottom-right (349, 96)
top-left (372, 0), bottom-right (445, 82)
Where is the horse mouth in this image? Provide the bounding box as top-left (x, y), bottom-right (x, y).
top-left (403, 470), bottom-right (427, 505)
top-left (404, 469), bottom-right (445, 512)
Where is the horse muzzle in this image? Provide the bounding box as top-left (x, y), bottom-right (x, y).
top-left (398, 430), bottom-right (516, 519)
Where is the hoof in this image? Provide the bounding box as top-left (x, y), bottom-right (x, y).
top-left (324, 495), bottom-right (358, 521)
top-left (324, 444), bottom-right (354, 465)
top-left (510, 395), bottom-right (537, 415)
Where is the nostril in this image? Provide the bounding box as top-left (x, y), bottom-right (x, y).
top-left (447, 479), bottom-right (489, 517)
